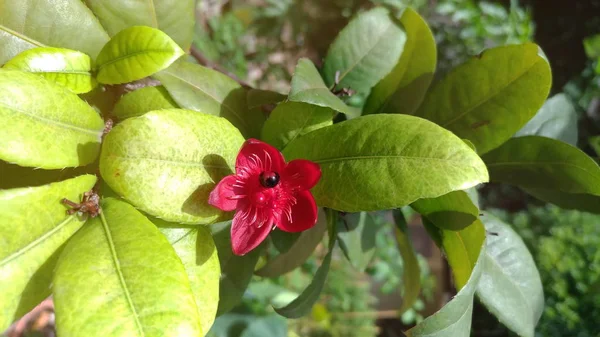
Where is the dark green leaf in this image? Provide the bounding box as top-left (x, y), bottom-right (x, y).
top-left (364, 8), bottom-right (436, 115)
top-left (0, 70), bottom-right (104, 169)
top-left (322, 7), bottom-right (406, 94)
top-left (212, 221), bottom-right (263, 316)
top-left (96, 26), bottom-right (184, 84)
top-left (0, 161), bottom-right (96, 190)
top-left (84, 0), bottom-right (195, 50)
top-left (255, 212), bottom-right (327, 277)
top-left (393, 209), bottom-right (421, 314)
top-left (247, 89), bottom-right (286, 110)
top-left (415, 43), bottom-right (552, 154)
top-left (337, 212), bottom-right (377, 272)
top-left (477, 213), bottom-right (544, 337)
top-left (112, 86), bottom-right (178, 120)
top-left (412, 191), bottom-right (479, 231)
top-left (245, 89), bottom-right (286, 138)
top-left (158, 225), bottom-right (220, 336)
top-left (282, 114), bottom-right (488, 212)
top-left (240, 315), bottom-right (287, 337)
top-left (0, 175), bottom-right (96, 331)
top-left (3, 47), bottom-right (96, 94)
top-left (0, 0), bottom-right (109, 64)
top-left (53, 198), bottom-right (202, 336)
top-left (270, 230), bottom-right (301, 254)
top-left (100, 109), bottom-right (244, 224)
top-left (407, 236), bottom-right (486, 337)
top-left (521, 188), bottom-right (600, 214)
top-left (514, 93), bottom-right (578, 146)
top-left (288, 58), bottom-right (354, 116)
top-left (482, 136), bottom-right (600, 195)
top-left (261, 102), bottom-right (334, 150)
top-left (155, 60), bottom-right (253, 137)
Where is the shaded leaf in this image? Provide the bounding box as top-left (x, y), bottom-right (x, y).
top-left (212, 221), bottom-right (263, 316)
top-left (112, 85), bottom-right (178, 120)
top-left (0, 161), bottom-right (96, 190)
top-left (240, 315), bottom-right (287, 337)
top-left (158, 225), bottom-right (220, 336)
top-left (514, 93), bottom-right (578, 146)
top-left (247, 89), bottom-right (286, 110)
top-left (288, 58), bottom-right (354, 116)
top-left (364, 8), bottom-right (436, 115)
top-left (261, 102), bottom-right (334, 150)
top-left (477, 213), bottom-right (544, 337)
top-left (155, 60), bottom-right (252, 137)
top-left (270, 230), bottom-right (301, 254)
top-left (0, 0), bottom-right (109, 64)
top-left (282, 114), bottom-right (488, 212)
top-left (3, 47), bottom-right (96, 94)
top-left (100, 109), bottom-right (244, 224)
top-left (96, 26), bottom-right (184, 84)
top-left (482, 136), bottom-right (600, 195)
top-left (393, 209), bottom-right (421, 314)
top-left (53, 198), bottom-right (202, 337)
top-left (415, 43), bottom-right (552, 154)
top-left (337, 212), bottom-right (377, 272)
top-left (245, 89), bottom-right (286, 139)
top-left (85, 0), bottom-right (195, 50)
top-left (0, 70), bottom-right (104, 169)
top-left (412, 191), bottom-right (479, 231)
top-left (255, 211), bottom-right (327, 277)
top-left (322, 7), bottom-right (406, 94)
top-left (407, 237), bottom-right (486, 337)
top-left (0, 174), bottom-right (96, 331)
top-left (521, 188), bottom-right (600, 214)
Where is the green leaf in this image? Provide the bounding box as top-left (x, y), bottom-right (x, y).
top-left (337, 212), bottom-right (377, 272)
top-left (393, 209), bottom-right (421, 315)
top-left (583, 34), bottom-right (600, 59)
top-left (96, 26), bottom-right (184, 85)
top-left (240, 315), bottom-right (287, 337)
top-left (425, 218), bottom-right (486, 290)
top-left (322, 7), bottom-right (406, 94)
top-left (158, 225), bottom-right (220, 336)
top-left (112, 85), bottom-right (178, 120)
top-left (0, 174), bottom-right (96, 331)
top-left (211, 221), bottom-right (263, 316)
top-left (364, 8), bottom-right (436, 115)
top-left (0, 0), bottom-right (109, 64)
top-left (270, 230), bottom-right (301, 254)
top-left (53, 198), bottom-right (202, 337)
top-left (255, 212), bottom-right (327, 277)
top-left (590, 136), bottom-right (600, 157)
top-left (261, 102), bottom-right (334, 150)
top-left (100, 108), bottom-right (244, 224)
top-left (3, 47), bottom-right (96, 94)
top-left (247, 89), bottom-right (286, 110)
top-left (514, 93), bottom-right (578, 146)
top-left (477, 213), bottom-right (544, 337)
top-left (282, 114), bottom-right (489, 212)
top-left (245, 89), bottom-right (285, 139)
top-left (415, 43), bottom-right (552, 154)
top-left (0, 70), bottom-right (104, 169)
top-left (407, 237), bottom-right (486, 337)
top-left (155, 60), bottom-right (253, 137)
top-left (412, 191), bottom-right (479, 231)
top-left (84, 0), bottom-right (195, 50)
top-left (520, 188), bottom-right (600, 214)
top-left (288, 58), bottom-right (354, 116)
top-left (274, 213), bottom-right (337, 318)
top-left (482, 136), bottom-right (600, 195)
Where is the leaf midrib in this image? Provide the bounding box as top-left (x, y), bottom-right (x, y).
top-left (97, 48), bottom-right (179, 69)
top-left (314, 154), bottom-right (479, 166)
top-left (0, 101), bottom-right (102, 137)
top-left (0, 215), bottom-right (76, 267)
top-left (0, 24), bottom-right (45, 48)
top-left (99, 211), bottom-right (145, 337)
top-left (441, 58), bottom-right (543, 128)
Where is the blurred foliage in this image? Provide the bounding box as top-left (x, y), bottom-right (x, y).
top-left (491, 206), bottom-right (600, 337)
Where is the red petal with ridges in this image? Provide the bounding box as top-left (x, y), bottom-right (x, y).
top-left (283, 159), bottom-right (321, 190)
top-left (231, 210), bottom-right (273, 255)
top-left (236, 139), bottom-right (285, 176)
top-left (208, 175), bottom-right (239, 211)
top-left (276, 190), bottom-right (318, 232)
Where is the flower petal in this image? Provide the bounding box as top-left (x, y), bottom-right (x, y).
top-left (283, 159), bottom-right (322, 190)
top-left (231, 208), bottom-right (273, 255)
top-left (236, 138), bottom-right (285, 176)
top-left (276, 190), bottom-right (318, 232)
top-left (208, 175), bottom-right (240, 211)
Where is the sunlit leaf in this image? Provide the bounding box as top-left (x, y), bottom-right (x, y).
top-left (112, 86), bottom-right (178, 120)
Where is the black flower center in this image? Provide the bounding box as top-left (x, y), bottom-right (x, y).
top-left (259, 171), bottom-right (280, 188)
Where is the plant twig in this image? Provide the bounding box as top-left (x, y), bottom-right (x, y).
top-left (189, 46), bottom-right (252, 88)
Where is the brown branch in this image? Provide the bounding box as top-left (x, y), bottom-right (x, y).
top-left (189, 47), bottom-right (252, 89)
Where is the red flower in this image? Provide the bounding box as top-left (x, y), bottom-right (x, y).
top-left (209, 139), bottom-right (322, 255)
